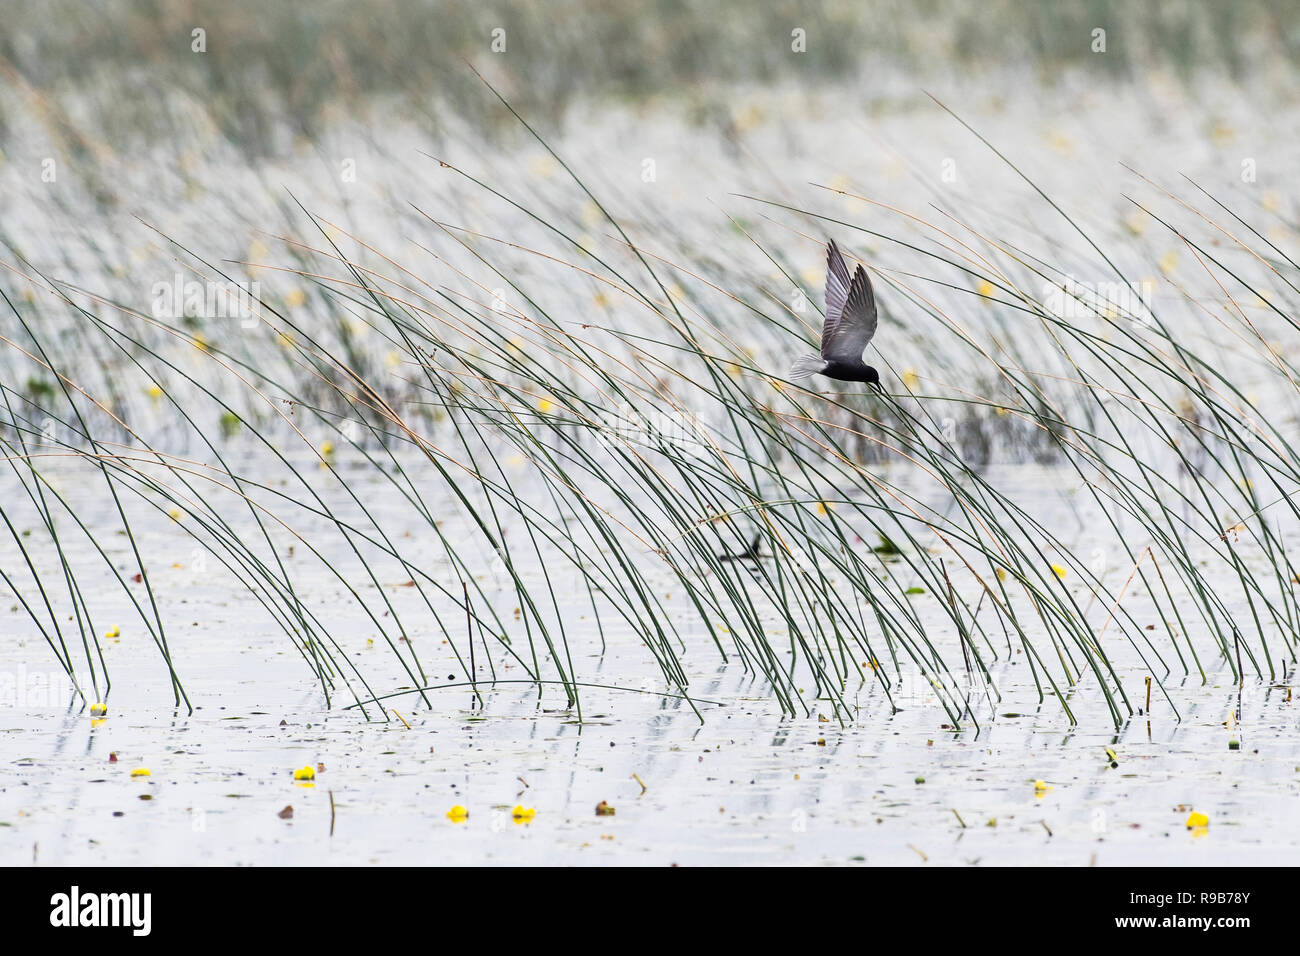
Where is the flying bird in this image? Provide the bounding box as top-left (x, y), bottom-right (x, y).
top-left (789, 240), bottom-right (881, 389)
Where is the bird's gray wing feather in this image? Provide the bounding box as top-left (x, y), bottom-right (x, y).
top-left (821, 240), bottom-right (853, 354)
top-left (822, 263), bottom-right (878, 363)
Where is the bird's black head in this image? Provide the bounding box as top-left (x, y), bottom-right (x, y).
top-left (847, 364), bottom-right (880, 387)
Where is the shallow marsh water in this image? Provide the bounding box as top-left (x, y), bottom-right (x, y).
top-left (3, 648), bottom-right (1294, 866)
top-left (2, 463), bottom-right (1295, 866)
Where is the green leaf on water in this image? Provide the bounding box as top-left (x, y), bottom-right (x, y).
top-left (872, 534), bottom-right (902, 555)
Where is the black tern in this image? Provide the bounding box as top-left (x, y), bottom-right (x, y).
top-left (717, 533), bottom-right (763, 564)
top-left (789, 240), bottom-right (881, 389)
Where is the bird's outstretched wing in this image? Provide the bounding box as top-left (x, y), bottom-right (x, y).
top-left (821, 246), bottom-right (878, 363)
top-left (823, 240), bottom-right (853, 336)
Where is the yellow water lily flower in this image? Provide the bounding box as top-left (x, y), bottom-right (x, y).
top-left (293, 766), bottom-right (315, 781)
top-left (735, 103), bottom-right (764, 132)
top-left (90, 702), bottom-right (108, 717)
top-left (580, 200), bottom-right (603, 227)
top-left (1124, 210), bottom-right (1149, 236)
top-left (976, 279), bottom-right (995, 298)
top-left (902, 369), bottom-right (920, 390)
top-left (537, 398), bottom-right (554, 414)
top-left (130, 768), bottom-right (150, 777)
top-left (1033, 779), bottom-right (1052, 797)
top-left (446, 805), bottom-right (469, 822)
top-left (146, 383), bottom-right (163, 401)
top-left (105, 626), bottom-right (120, 639)
top-left (1186, 810), bottom-right (1210, 828)
top-left (511, 805), bottom-right (536, 822)
top-left (1045, 131), bottom-right (1073, 156)
top-left (1051, 564), bottom-right (1068, 580)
